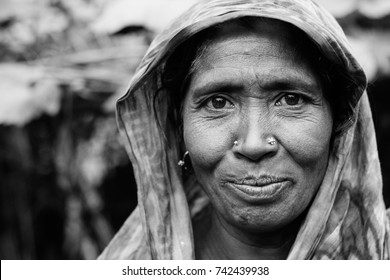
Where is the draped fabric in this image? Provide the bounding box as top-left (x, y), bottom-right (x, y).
top-left (99, 0), bottom-right (390, 259)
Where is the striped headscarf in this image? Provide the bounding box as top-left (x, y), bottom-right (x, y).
top-left (99, 0), bottom-right (390, 259)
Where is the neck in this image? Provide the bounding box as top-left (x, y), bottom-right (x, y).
top-left (194, 208), bottom-right (302, 260)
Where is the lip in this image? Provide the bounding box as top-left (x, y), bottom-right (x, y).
top-left (224, 175), bottom-right (292, 203)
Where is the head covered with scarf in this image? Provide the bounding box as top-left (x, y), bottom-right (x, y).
top-left (99, 0), bottom-right (390, 259)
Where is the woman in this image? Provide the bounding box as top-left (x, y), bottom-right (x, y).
top-left (99, 0), bottom-right (390, 259)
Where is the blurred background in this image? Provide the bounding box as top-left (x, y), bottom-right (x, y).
top-left (0, 0), bottom-right (389, 259)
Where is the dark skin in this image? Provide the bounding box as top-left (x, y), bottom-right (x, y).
top-left (182, 20), bottom-right (333, 259)
top-left (193, 206), bottom-right (303, 259)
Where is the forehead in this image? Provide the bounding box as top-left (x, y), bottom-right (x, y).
top-left (188, 19), bottom-right (320, 90)
top-left (195, 19), bottom-right (305, 69)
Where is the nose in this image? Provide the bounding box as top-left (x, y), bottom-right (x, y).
top-left (233, 112), bottom-right (277, 162)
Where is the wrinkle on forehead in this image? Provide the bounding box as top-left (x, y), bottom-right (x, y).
top-left (204, 39), bottom-right (284, 66)
top-left (192, 24), bottom-right (309, 75)
top-left (195, 19), bottom-right (299, 64)
top-left (188, 30), bottom-right (321, 95)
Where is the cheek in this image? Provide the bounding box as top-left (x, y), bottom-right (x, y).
top-left (279, 109), bottom-right (333, 172)
top-left (183, 115), bottom-right (232, 170)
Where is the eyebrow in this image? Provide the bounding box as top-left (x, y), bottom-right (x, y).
top-left (192, 81), bottom-right (243, 96)
top-left (190, 70), bottom-right (322, 96)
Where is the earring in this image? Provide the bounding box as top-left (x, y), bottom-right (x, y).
top-left (178, 151), bottom-right (190, 168)
top-left (266, 137), bottom-right (276, 145)
top-left (233, 140), bottom-right (238, 146)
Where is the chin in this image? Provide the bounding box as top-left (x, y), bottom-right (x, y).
top-left (222, 200), bottom-right (309, 234)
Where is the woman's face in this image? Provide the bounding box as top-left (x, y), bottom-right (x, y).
top-left (182, 21), bottom-right (333, 234)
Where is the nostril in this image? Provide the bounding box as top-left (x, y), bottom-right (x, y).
top-left (233, 136), bottom-right (278, 162)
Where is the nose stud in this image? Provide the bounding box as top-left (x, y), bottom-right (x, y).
top-left (266, 137), bottom-right (276, 145)
top-left (235, 138), bottom-right (276, 146)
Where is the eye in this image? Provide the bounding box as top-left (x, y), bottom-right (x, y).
top-left (206, 96), bottom-right (234, 110)
top-left (275, 94), bottom-right (304, 106)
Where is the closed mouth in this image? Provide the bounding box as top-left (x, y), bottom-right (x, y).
top-left (225, 175), bottom-right (292, 202)
top-left (233, 175), bottom-right (289, 187)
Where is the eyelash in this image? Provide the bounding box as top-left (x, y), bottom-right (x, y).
top-left (275, 93), bottom-right (309, 107)
top-left (201, 95), bottom-right (235, 111)
top-left (200, 93), bottom-right (310, 111)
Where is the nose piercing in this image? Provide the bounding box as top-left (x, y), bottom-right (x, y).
top-left (266, 137), bottom-right (276, 145)
top-left (233, 140), bottom-right (238, 146)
